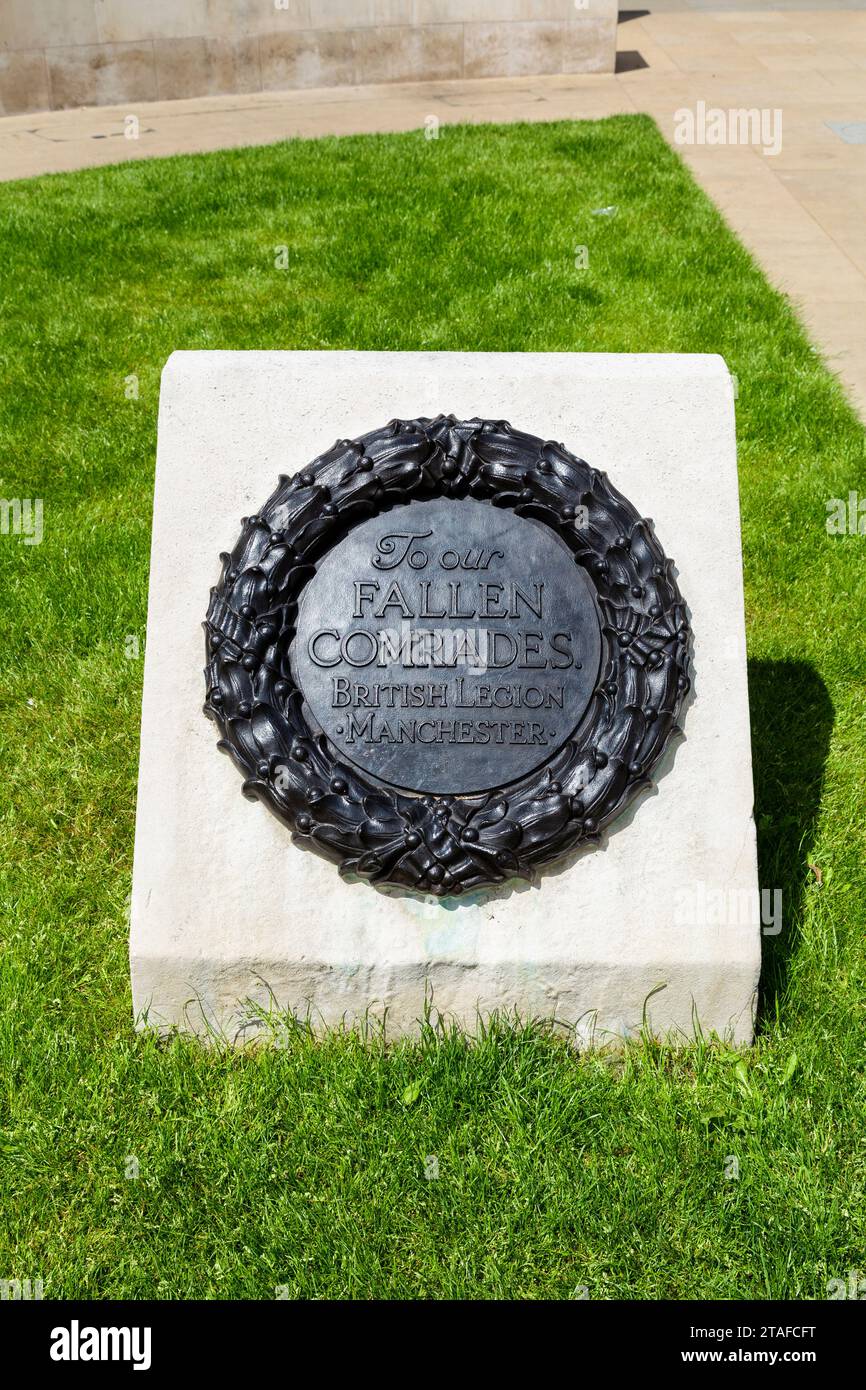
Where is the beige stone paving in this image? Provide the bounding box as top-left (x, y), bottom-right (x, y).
top-left (0, 9), bottom-right (864, 415)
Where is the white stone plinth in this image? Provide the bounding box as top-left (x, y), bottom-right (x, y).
top-left (131, 351), bottom-right (760, 1045)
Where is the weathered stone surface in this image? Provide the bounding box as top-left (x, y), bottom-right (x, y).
top-left (153, 36), bottom-right (261, 101)
top-left (131, 350), bottom-right (760, 1044)
top-left (2, 0), bottom-right (618, 114)
top-left (464, 20), bottom-right (564, 80)
top-left (0, 51), bottom-right (51, 118)
top-left (46, 42), bottom-right (158, 110)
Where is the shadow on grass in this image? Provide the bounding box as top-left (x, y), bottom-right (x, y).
top-left (749, 658), bottom-right (832, 1031)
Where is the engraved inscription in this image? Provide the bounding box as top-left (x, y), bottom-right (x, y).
top-left (205, 415), bottom-right (692, 892)
top-left (293, 499), bottom-right (603, 794)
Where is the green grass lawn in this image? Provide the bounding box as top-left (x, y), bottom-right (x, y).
top-left (1, 116), bottom-right (864, 1300)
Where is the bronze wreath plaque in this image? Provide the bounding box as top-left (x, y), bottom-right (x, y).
top-left (203, 416), bottom-right (691, 895)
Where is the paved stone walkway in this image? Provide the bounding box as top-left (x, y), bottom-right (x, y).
top-left (1, 8), bottom-right (864, 414)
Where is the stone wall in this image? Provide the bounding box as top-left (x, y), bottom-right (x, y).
top-left (0, 2), bottom-right (618, 117)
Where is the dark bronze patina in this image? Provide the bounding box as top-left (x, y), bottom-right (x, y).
top-left (204, 416), bottom-right (691, 895)
top-left (292, 498), bottom-right (603, 795)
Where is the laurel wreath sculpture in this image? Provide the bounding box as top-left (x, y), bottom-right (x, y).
top-left (203, 416), bottom-right (691, 896)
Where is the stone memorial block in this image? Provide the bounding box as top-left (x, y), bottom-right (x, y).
top-left (131, 351), bottom-right (761, 1043)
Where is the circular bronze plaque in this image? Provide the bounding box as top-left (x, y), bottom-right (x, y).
top-left (292, 499), bottom-right (603, 794)
top-left (204, 416), bottom-right (691, 896)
